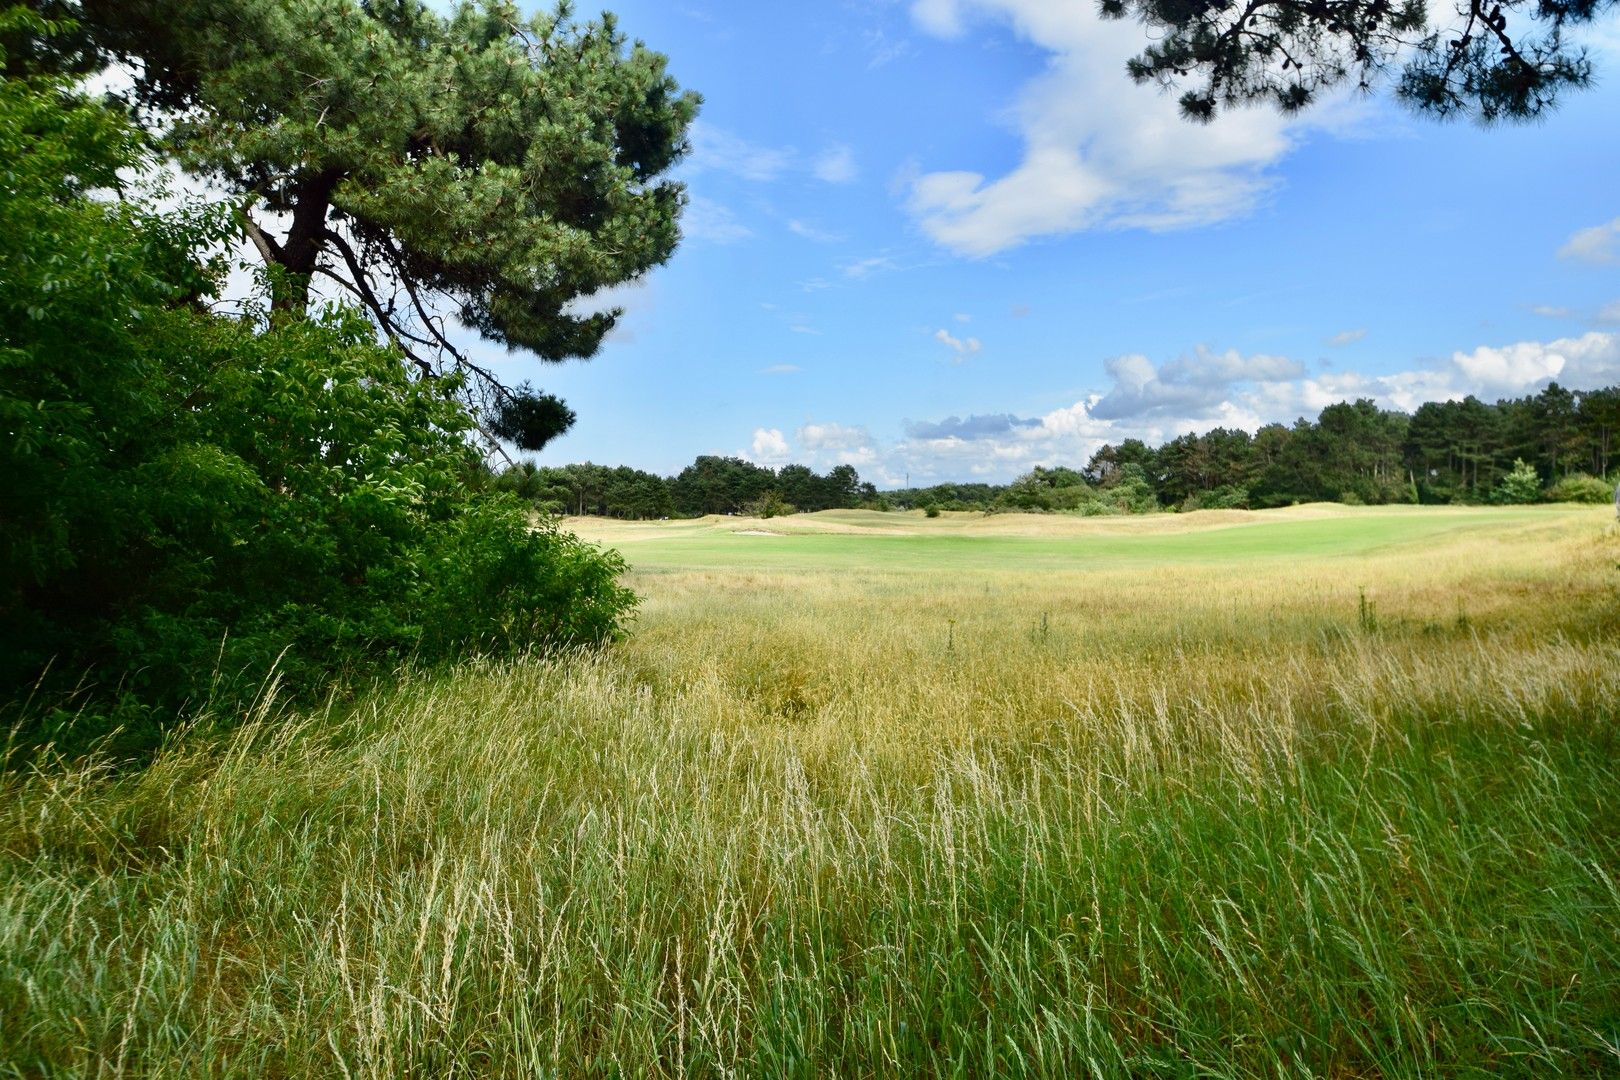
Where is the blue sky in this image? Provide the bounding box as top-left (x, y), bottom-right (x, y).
top-left (477, 0), bottom-right (1620, 487)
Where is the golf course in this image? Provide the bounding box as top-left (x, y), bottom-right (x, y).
top-left (4, 503), bottom-right (1617, 1076)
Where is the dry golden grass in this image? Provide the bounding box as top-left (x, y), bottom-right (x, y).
top-left (3, 506), bottom-right (1617, 1076)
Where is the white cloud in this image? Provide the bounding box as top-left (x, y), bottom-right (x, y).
top-left (561, 277), bottom-right (657, 345)
top-left (953, 312), bottom-right (973, 323)
top-left (760, 364), bottom-right (801, 374)
top-left (1328, 328), bottom-right (1367, 346)
top-left (682, 196), bottom-right (752, 244)
top-left (750, 427), bottom-right (791, 464)
top-left (842, 254), bottom-right (898, 279)
top-left (799, 422), bottom-right (873, 451)
top-left (934, 327), bottom-right (983, 360)
top-left (911, 0), bottom-right (967, 36)
top-left (787, 216), bottom-right (848, 241)
top-left (1598, 300), bottom-right (1620, 324)
top-left (863, 27), bottom-right (914, 68)
top-left (1532, 305), bottom-right (1575, 318)
top-left (814, 145), bottom-right (859, 184)
top-left (903, 0), bottom-right (1354, 255)
top-left (1090, 346), bottom-right (1303, 420)
top-left (795, 422), bottom-right (882, 470)
top-left (688, 126), bottom-right (859, 187)
top-left (1450, 332), bottom-right (1620, 394)
top-left (688, 123), bottom-right (794, 182)
top-left (751, 330), bottom-right (1620, 486)
top-left (787, 219), bottom-right (844, 243)
top-left (1557, 218), bottom-right (1620, 265)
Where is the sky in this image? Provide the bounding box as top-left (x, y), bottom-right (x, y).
top-left (472, 0), bottom-right (1620, 487)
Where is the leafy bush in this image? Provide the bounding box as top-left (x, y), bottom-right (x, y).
top-left (924, 505), bottom-right (941, 518)
top-left (745, 491), bottom-right (795, 518)
top-left (1183, 485), bottom-right (1250, 512)
top-left (1491, 459), bottom-right (1543, 505)
top-left (1102, 465), bottom-right (1160, 514)
top-left (0, 64), bottom-right (634, 750)
top-left (1543, 473), bottom-right (1614, 504)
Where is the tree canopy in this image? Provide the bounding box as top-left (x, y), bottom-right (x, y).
top-left (1100, 0), bottom-right (1618, 122)
top-left (65, 0), bottom-right (699, 451)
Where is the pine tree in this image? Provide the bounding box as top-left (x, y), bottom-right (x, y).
top-left (74, 0), bottom-right (699, 450)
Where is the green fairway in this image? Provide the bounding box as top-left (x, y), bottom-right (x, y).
top-left (573, 503), bottom-right (1602, 574)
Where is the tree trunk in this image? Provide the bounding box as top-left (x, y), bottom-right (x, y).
top-left (269, 169), bottom-right (343, 317)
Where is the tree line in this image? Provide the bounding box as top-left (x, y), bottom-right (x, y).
top-left (494, 458), bottom-right (879, 519)
top-left (520, 383), bottom-right (1616, 520)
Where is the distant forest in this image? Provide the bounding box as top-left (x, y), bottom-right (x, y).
top-left (497, 383), bottom-right (1618, 518)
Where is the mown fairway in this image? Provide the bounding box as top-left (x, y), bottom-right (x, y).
top-left (4, 505), bottom-right (1619, 1077)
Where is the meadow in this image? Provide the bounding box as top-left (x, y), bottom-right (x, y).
top-left (3, 504), bottom-right (1618, 1077)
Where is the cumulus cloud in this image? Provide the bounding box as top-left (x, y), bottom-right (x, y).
top-left (797, 422), bottom-right (881, 468)
top-left (1449, 332), bottom-right (1620, 394)
top-left (749, 427), bottom-right (791, 464)
top-left (934, 328), bottom-right (983, 360)
top-left (902, 0), bottom-right (1342, 255)
top-left (1089, 346), bottom-right (1303, 420)
top-left (1557, 218), bottom-right (1620, 265)
top-left (1328, 328), bottom-right (1368, 346)
top-left (751, 330), bottom-right (1620, 486)
top-left (905, 413), bottom-right (1040, 439)
top-left (780, 330), bottom-right (1618, 485)
top-left (814, 145), bottom-right (859, 184)
top-left (799, 422), bottom-right (873, 451)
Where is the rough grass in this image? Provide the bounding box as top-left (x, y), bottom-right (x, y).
top-left (3, 506), bottom-right (1618, 1077)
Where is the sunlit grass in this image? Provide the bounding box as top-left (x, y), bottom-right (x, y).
top-left (3, 506), bottom-right (1617, 1076)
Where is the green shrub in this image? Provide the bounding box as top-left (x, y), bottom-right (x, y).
top-left (924, 505), bottom-right (941, 518)
top-left (746, 491), bottom-right (794, 518)
top-left (1491, 459), bottom-right (1543, 505)
top-left (1543, 473), bottom-right (1614, 504)
top-left (1184, 485), bottom-right (1250, 511)
top-left (1102, 465), bottom-right (1159, 513)
top-left (0, 67), bottom-right (635, 751)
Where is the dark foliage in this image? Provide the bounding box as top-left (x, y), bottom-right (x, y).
top-left (1, 57), bottom-right (635, 753)
top-left (489, 385), bottom-right (577, 453)
top-left (1100, 0), bottom-right (1616, 122)
top-left (492, 457), bottom-right (879, 519)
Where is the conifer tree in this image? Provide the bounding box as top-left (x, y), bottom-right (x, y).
top-left (77, 0), bottom-right (699, 450)
top-left (1101, 0), bottom-right (1616, 123)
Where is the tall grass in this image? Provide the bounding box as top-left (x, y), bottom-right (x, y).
top-left (3, 511), bottom-right (1617, 1076)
